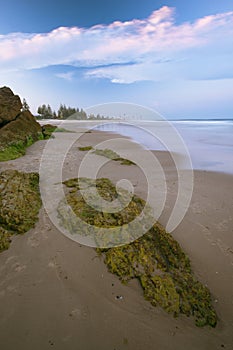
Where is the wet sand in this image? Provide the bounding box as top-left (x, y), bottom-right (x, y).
top-left (0, 130), bottom-right (233, 349)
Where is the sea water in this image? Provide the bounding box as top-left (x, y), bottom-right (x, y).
top-left (94, 119), bottom-right (233, 174)
top-left (40, 119), bottom-right (233, 174)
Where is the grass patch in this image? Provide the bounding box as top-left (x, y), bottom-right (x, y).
top-left (0, 170), bottom-right (42, 252)
top-left (58, 177), bottom-right (217, 327)
top-left (78, 146), bottom-right (93, 151)
top-left (0, 142), bottom-right (26, 161)
top-left (93, 148), bottom-right (135, 165)
top-left (0, 134), bottom-right (43, 162)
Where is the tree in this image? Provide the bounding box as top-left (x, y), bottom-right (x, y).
top-left (22, 98), bottom-right (30, 111)
top-left (36, 103), bottom-right (99, 120)
top-left (57, 104), bottom-right (84, 119)
top-left (37, 104), bottom-right (53, 119)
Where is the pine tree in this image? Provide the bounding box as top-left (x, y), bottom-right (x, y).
top-left (22, 98), bottom-right (30, 111)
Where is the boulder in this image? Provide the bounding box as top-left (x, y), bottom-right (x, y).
top-left (0, 110), bottom-right (42, 147)
top-left (0, 86), bottom-right (43, 160)
top-left (0, 87), bottom-right (22, 126)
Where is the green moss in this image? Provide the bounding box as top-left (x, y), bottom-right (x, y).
top-left (0, 133), bottom-right (43, 161)
top-left (140, 274), bottom-right (180, 314)
top-left (0, 170), bottom-right (42, 252)
top-left (59, 177), bottom-right (217, 327)
top-left (0, 141), bottom-right (25, 161)
top-left (0, 227), bottom-right (11, 252)
top-left (93, 148), bottom-right (135, 165)
top-left (0, 111), bottom-right (42, 161)
top-left (0, 124), bottom-right (75, 161)
top-left (37, 132), bottom-right (44, 140)
top-left (78, 146), bottom-right (93, 151)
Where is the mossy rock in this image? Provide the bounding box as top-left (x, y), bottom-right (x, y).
top-left (93, 148), bottom-right (135, 165)
top-left (59, 177), bottom-right (217, 327)
top-left (140, 274), bottom-right (180, 314)
top-left (78, 146), bottom-right (93, 151)
top-left (58, 177), bottom-right (146, 246)
top-left (42, 124), bottom-right (74, 139)
top-left (0, 111), bottom-right (43, 161)
top-left (0, 227), bottom-right (11, 252)
top-left (41, 124), bottom-right (57, 139)
top-left (0, 170), bottom-right (42, 252)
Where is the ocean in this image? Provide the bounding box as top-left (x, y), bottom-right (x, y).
top-left (94, 119), bottom-right (233, 175)
top-left (40, 119), bottom-right (233, 175)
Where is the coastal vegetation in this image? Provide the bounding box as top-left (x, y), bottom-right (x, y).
top-left (0, 134), bottom-right (43, 161)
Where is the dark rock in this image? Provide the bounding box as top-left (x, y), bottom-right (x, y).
top-left (0, 86), bottom-right (43, 160)
top-left (41, 124), bottom-right (56, 139)
top-left (0, 87), bottom-right (22, 126)
top-left (0, 110), bottom-right (42, 146)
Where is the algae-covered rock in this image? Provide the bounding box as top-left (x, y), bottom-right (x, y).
top-left (0, 86), bottom-right (22, 126)
top-left (59, 177), bottom-right (217, 327)
top-left (140, 274), bottom-right (180, 314)
top-left (0, 170), bottom-right (41, 251)
top-left (78, 146), bottom-right (93, 151)
top-left (0, 227), bottom-right (11, 252)
top-left (0, 87), bottom-right (43, 161)
top-left (101, 224), bottom-right (217, 328)
top-left (0, 110), bottom-right (43, 161)
top-left (41, 124), bottom-right (57, 139)
top-left (93, 148), bottom-right (135, 165)
top-left (58, 177), bottom-right (146, 246)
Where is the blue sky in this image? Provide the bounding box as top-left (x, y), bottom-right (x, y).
top-left (0, 0), bottom-right (233, 119)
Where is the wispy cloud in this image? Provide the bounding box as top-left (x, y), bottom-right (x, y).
top-left (55, 71), bottom-right (75, 81)
top-left (0, 6), bottom-right (233, 83)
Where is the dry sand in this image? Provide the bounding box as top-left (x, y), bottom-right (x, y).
top-left (0, 130), bottom-right (233, 350)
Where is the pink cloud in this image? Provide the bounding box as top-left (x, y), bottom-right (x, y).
top-left (0, 6), bottom-right (232, 80)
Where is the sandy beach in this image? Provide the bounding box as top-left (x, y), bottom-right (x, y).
top-left (0, 130), bottom-right (233, 350)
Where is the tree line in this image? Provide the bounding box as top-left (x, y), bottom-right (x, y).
top-left (36, 103), bottom-right (111, 120)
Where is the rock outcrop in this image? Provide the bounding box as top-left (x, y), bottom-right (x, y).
top-left (0, 87), bottom-right (22, 126)
top-left (0, 86), bottom-right (43, 160)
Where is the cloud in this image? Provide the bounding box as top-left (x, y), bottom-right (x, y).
top-left (55, 71), bottom-right (75, 81)
top-left (0, 6), bottom-right (233, 83)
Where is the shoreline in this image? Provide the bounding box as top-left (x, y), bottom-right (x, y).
top-left (37, 119), bottom-right (233, 176)
top-left (0, 130), bottom-right (233, 349)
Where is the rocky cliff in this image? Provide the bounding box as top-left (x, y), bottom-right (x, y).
top-left (0, 87), bottom-right (43, 161)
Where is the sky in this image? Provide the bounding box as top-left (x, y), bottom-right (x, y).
top-left (0, 0), bottom-right (233, 119)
